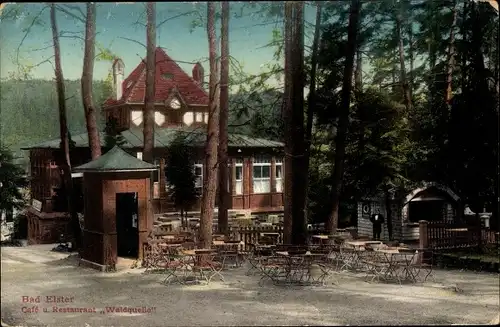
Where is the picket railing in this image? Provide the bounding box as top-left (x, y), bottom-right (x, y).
top-left (426, 221), bottom-right (498, 250)
top-left (225, 225), bottom-right (352, 252)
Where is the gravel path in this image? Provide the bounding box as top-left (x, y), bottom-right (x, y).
top-left (1, 245), bottom-right (499, 326)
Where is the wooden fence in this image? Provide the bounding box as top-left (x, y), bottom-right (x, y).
top-left (426, 221), bottom-right (499, 250)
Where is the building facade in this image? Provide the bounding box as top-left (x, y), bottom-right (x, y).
top-left (22, 47), bottom-right (285, 244)
top-left (357, 182), bottom-right (461, 242)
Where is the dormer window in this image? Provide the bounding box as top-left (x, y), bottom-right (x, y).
top-left (154, 111), bottom-right (165, 126)
top-left (170, 98), bottom-right (181, 109)
top-left (162, 73), bottom-right (174, 80)
top-left (131, 110), bottom-right (143, 126)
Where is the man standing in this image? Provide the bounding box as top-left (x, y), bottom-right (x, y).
top-left (370, 213), bottom-right (385, 241)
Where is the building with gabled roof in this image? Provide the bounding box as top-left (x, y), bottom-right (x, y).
top-left (22, 47), bottom-right (285, 244)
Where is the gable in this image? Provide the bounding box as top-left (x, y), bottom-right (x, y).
top-left (103, 47), bottom-right (209, 107)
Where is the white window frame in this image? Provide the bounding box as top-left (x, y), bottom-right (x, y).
top-left (252, 156), bottom-right (271, 194)
top-left (275, 158), bottom-right (283, 193)
top-left (154, 111), bottom-right (165, 126)
top-left (194, 162), bottom-right (203, 192)
top-left (131, 110), bottom-right (143, 126)
top-left (183, 112), bottom-right (194, 126)
top-left (195, 112), bottom-right (203, 123)
top-left (235, 159), bottom-right (243, 195)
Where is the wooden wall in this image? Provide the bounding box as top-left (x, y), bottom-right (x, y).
top-left (81, 172), bottom-right (153, 267)
top-left (357, 199), bottom-right (456, 242)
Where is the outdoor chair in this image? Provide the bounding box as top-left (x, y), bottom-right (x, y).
top-left (160, 246), bottom-right (187, 285)
top-left (181, 241), bottom-right (196, 250)
top-left (191, 250), bottom-right (224, 284)
top-left (394, 251), bottom-right (420, 283)
top-left (338, 246), bottom-right (363, 271)
top-left (257, 254), bottom-right (288, 286)
top-left (408, 248), bottom-right (434, 283)
top-left (246, 243), bottom-right (275, 276)
top-left (143, 241), bottom-right (165, 273)
top-left (213, 243), bottom-right (241, 269)
top-left (361, 250), bottom-right (391, 282)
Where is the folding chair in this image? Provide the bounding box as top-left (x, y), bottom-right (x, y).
top-left (161, 246), bottom-right (187, 285)
top-left (192, 250), bottom-right (224, 284)
top-left (410, 249), bottom-right (434, 283)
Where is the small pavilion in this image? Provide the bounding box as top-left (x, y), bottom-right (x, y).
top-left (74, 146), bottom-right (157, 271)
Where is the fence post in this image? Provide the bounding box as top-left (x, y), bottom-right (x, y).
top-left (419, 220), bottom-right (429, 249)
top-left (418, 220), bottom-right (429, 264)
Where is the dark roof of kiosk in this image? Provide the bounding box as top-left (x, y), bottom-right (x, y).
top-left (21, 126), bottom-right (284, 150)
top-left (103, 47), bottom-right (209, 107)
top-left (73, 145), bottom-right (157, 173)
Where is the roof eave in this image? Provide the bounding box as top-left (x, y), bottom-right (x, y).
top-left (73, 168), bottom-right (157, 173)
top-left (102, 101), bottom-right (209, 109)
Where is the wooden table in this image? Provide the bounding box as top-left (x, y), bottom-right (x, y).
top-left (364, 241), bottom-right (383, 245)
top-left (345, 241), bottom-right (372, 248)
top-left (159, 243), bottom-right (183, 247)
top-left (311, 235), bottom-right (330, 245)
top-left (445, 228), bottom-right (468, 232)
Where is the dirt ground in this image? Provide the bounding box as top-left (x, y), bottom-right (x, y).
top-left (1, 245), bottom-right (499, 326)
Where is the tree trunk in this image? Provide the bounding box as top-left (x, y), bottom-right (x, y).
top-left (303, 2), bottom-right (322, 227)
top-left (217, 1), bottom-right (230, 236)
top-left (459, 1), bottom-right (470, 92)
top-left (199, 2), bottom-right (220, 249)
top-left (326, 0), bottom-right (361, 234)
top-left (81, 3), bottom-right (101, 160)
top-left (50, 4), bottom-right (81, 250)
top-left (427, 3), bottom-right (437, 109)
top-left (282, 2), bottom-right (294, 244)
top-left (354, 47), bottom-right (362, 92)
top-left (143, 2), bottom-right (156, 164)
top-left (395, 6), bottom-right (413, 112)
top-left (290, 1), bottom-right (307, 245)
top-left (445, 0), bottom-right (458, 105)
top-left (385, 189), bottom-right (393, 241)
top-left (407, 9), bottom-right (414, 101)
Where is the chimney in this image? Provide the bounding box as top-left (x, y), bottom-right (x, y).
top-left (112, 58), bottom-right (125, 100)
top-left (192, 62), bottom-right (204, 87)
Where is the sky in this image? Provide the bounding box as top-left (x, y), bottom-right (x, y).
top-left (0, 2), bottom-right (317, 84)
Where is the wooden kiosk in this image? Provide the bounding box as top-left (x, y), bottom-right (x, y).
top-left (73, 146), bottom-right (157, 271)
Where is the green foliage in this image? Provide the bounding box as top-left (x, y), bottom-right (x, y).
top-left (165, 135), bottom-right (199, 217)
top-left (103, 116), bottom-right (126, 151)
top-left (0, 146), bottom-right (28, 214)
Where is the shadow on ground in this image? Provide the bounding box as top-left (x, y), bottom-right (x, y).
top-left (1, 246), bottom-right (499, 326)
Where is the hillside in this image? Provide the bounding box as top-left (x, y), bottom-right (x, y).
top-left (0, 79), bottom-right (110, 153)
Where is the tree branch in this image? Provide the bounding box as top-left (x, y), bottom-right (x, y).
top-left (16, 6), bottom-right (49, 74)
top-left (55, 4), bottom-right (85, 23)
top-left (119, 36), bottom-right (146, 49)
top-left (228, 119), bottom-right (252, 128)
top-left (156, 11), bottom-right (198, 29)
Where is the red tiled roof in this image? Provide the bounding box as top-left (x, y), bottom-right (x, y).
top-left (103, 47), bottom-right (208, 107)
